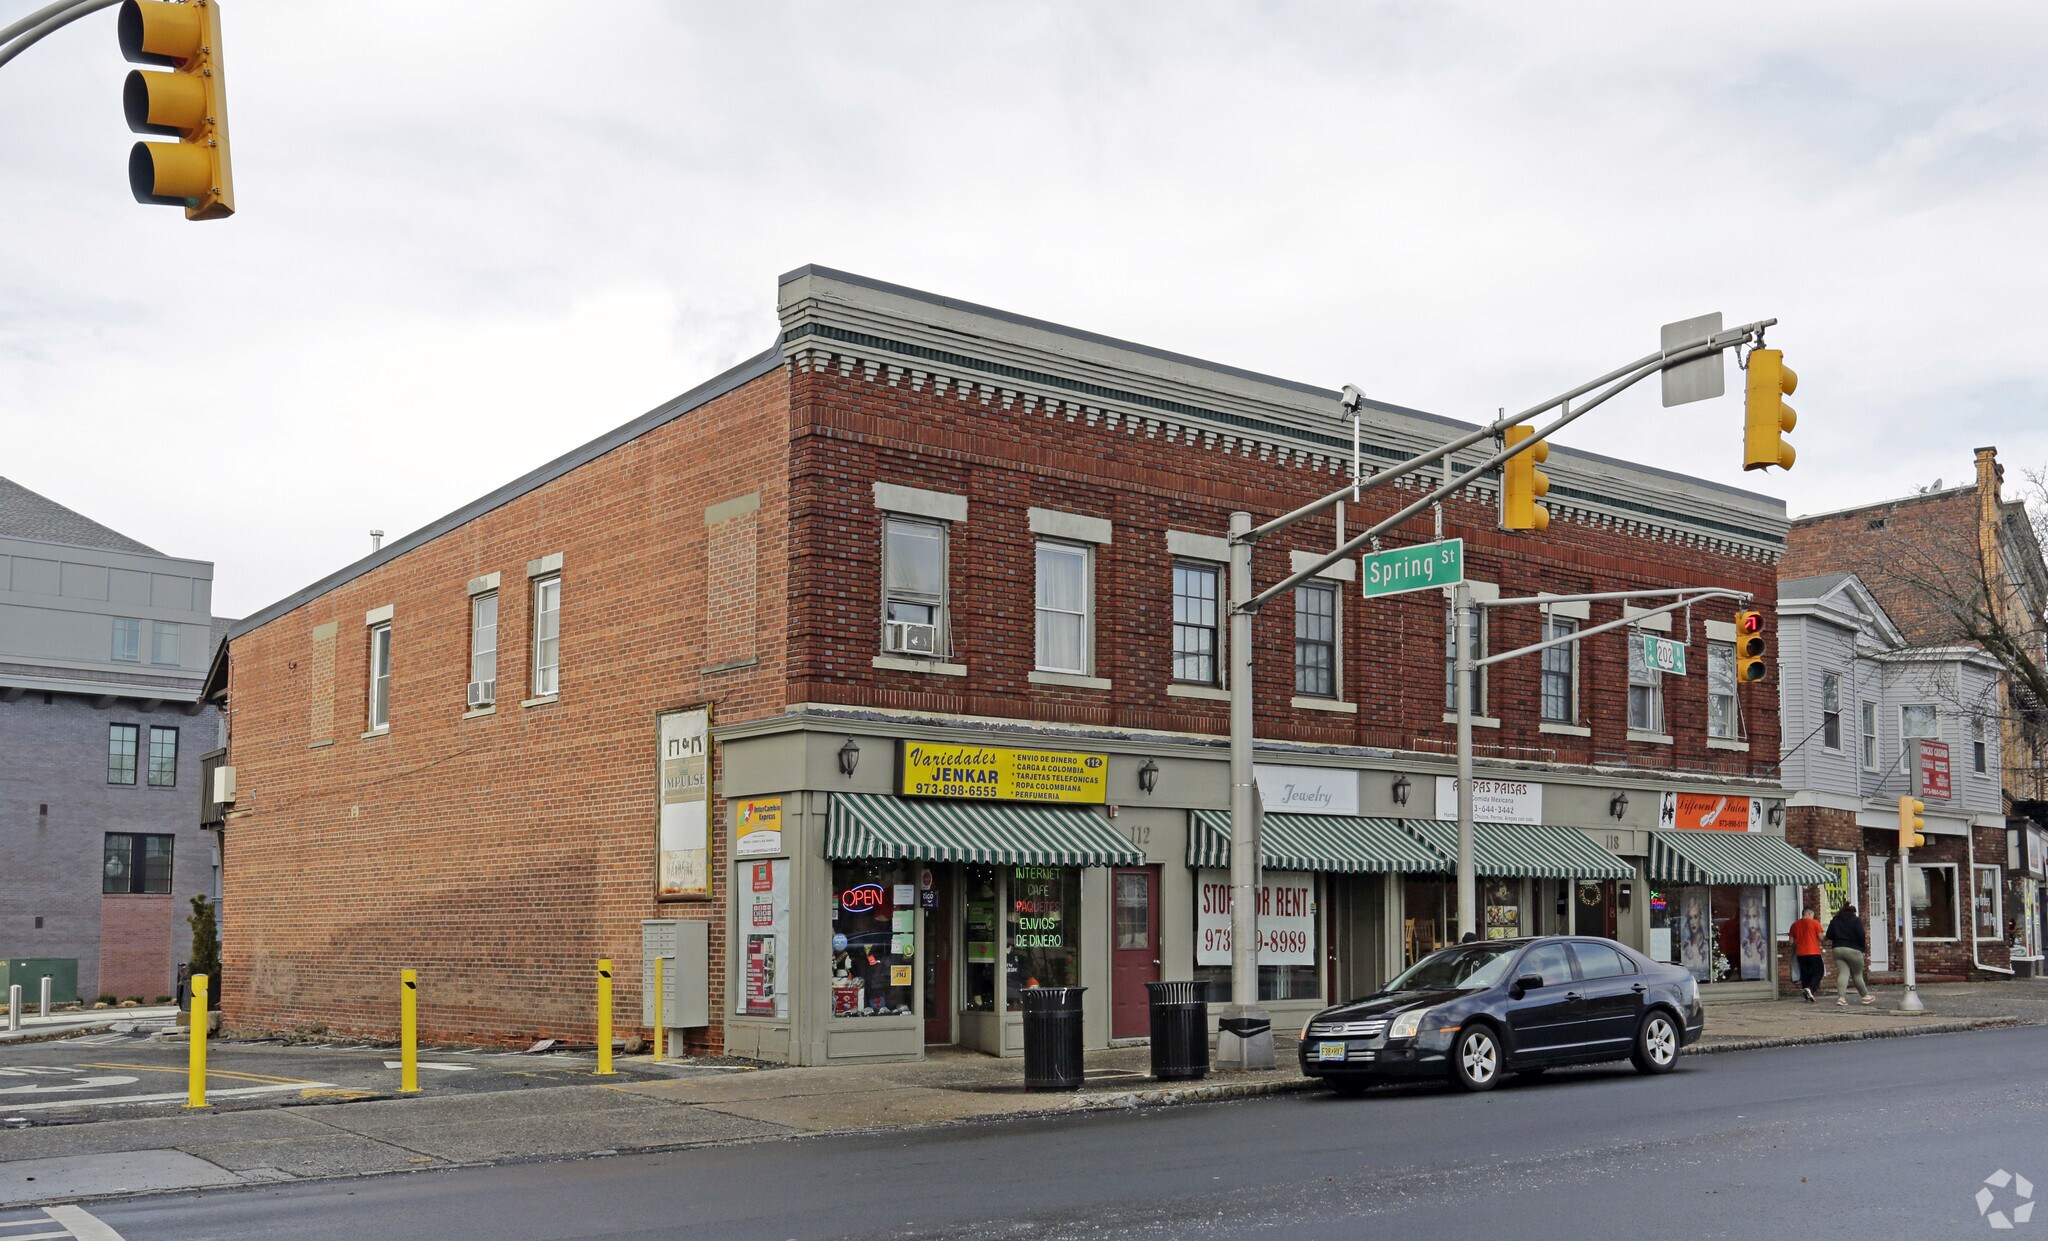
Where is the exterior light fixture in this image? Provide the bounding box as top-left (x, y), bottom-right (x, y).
top-left (1609, 791), bottom-right (1629, 820)
top-left (837, 738), bottom-right (861, 778)
top-left (1392, 773), bottom-right (1412, 807)
top-left (1136, 759), bottom-right (1160, 795)
top-left (1767, 801), bottom-right (1785, 828)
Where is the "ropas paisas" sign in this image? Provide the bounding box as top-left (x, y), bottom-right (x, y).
top-left (898, 742), bottom-right (1108, 803)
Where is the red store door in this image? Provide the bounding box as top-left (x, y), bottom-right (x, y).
top-left (923, 867), bottom-right (952, 1045)
top-left (1111, 867), bottom-right (1161, 1039)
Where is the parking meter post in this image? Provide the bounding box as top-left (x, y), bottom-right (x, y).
top-left (652, 956), bottom-right (665, 1062)
top-left (595, 959), bottom-right (615, 1075)
top-left (186, 974), bottom-right (208, 1108)
top-left (400, 969), bottom-right (420, 1093)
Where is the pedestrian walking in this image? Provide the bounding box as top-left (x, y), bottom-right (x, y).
top-left (1790, 905), bottom-right (1826, 1002)
top-left (1824, 902), bottom-right (1875, 1006)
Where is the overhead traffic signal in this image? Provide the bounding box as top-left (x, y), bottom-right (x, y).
top-left (1897, 795), bottom-right (1927, 850)
top-left (119, 0), bottom-right (234, 220)
top-left (1734, 609), bottom-right (1768, 682)
top-left (1500, 425), bottom-right (1550, 532)
top-left (1743, 348), bottom-right (1796, 471)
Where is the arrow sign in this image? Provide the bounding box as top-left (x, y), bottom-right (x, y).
top-left (1640, 634), bottom-right (1687, 675)
top-left (382, 1061), bottom-right (476, 1072)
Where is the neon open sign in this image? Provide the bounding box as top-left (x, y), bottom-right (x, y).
top-left (840, 883), bottom-right (887, 913)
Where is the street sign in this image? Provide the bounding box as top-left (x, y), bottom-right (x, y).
top-left (1640, 634), bottom-right (1687, 675)
top-left (1660, 312), bottom-right (1725, 407)
top-left (1360, 538), bottom-right (1463, 599)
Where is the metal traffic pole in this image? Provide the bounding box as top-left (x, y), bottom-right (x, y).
top-left (1453, 580), bottom-right (1478, 940)
top-left (1219, 512), bottom-right (1274, 1070)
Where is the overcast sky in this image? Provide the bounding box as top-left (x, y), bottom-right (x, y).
top-left (6, 2), bottom-right (2046, 617)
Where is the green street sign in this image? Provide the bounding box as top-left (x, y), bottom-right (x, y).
top-left (1641, 633), bottom-right (1688, 675)
top-left (1360, 538), bottom-right (1464, 599)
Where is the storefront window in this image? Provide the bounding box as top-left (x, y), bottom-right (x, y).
top-left (1973, 865), bottom-right (2002, 941)
top-left (1910, 864), bottom-right (1959, 939)
top-left (1652, 885), bottom-right (1767, 982)
top-left (1194, 871), bottom-right (1320, 1002)
top-left (831, 860), bottom-right (917, 1018)
top-left (1403, 877), bottom-right (1452, 964)
top-left (1006, 866), bottom-right (1080, 1005)
top-left (1483, 879), bottom-right (1522, 940)
top-left (962, 865), bottom-right (1000, 1011)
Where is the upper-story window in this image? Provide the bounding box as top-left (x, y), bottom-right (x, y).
top-left (1628, 633), bottom-right (1663, 733)
top-left (1972, 716), bottom-right (1988, 774)
top-left (883, 516), bottom-right (948, 656)
top-left (1035, 541), bottom-right (1092, 674)
top-left (367, 623), bottom-right (392, 731)
top-left (1860, 701), bottom-right (1879, 770)
top-left (151, 622), bottom-right (180, 666)
top-left (1539, 616), bottom-right (1577, 723)
top-left (1707, 642), bottom-right (1738, 739)
top-left (112, 617), bottom-right (141, 663)
top-left (108, 723), bottom-right (138, 784)
top-left (532, 576), bottom-right (561, 696)
top-left (1443, 606), bottom-right (1488, 715)
top-left (147, 726), bottom-right (178, 787)
top-left (1819, 672), bottom-right (1842, 750)
top-left (1901, 703), bottom-right (1938, 742)
top-left (470, 592), bottom-right (498, 705)
top-left (103, 832), bottom-right (173, 894)
top-left (1294, 581), bottom-right (1338, 698)
top-left (1171, 561), bottom-right (1221, 685)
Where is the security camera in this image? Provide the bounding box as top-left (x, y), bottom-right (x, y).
top-left (1340, 384), bottom-right (1366, 413)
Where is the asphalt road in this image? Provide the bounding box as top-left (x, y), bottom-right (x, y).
top-left (45, 1026), bottom-right (2048, 1241)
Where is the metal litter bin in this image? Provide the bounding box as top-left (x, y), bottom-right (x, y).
top-left (1146, 980), bottom-right (1210, 1081)
top-left (1020, 985), bottom-right (1086, 1091)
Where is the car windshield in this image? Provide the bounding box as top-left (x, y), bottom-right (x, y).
top-left (1381, 943), bottom-right (1518, 993)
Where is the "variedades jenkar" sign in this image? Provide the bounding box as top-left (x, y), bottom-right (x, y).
top-left (898, 741), bottom-right (1108, 803)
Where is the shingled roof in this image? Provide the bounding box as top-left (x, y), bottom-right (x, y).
top-left (0, 477), bottom-right (160, 556)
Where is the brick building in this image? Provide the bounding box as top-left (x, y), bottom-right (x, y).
top-left (1, 478), bottom-right (224, 1004)
top-left (207, 268), bottom-right (1822, 1062)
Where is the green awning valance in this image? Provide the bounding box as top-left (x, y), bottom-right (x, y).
top-left (827, 793), bottom-right (1141, 867)
top-left (1646, 830), bottom-right (1835, 887)
top-left (1187, 811), bottom-right (1451, 875)
top-left (1398, 819), bottom-right (1635, 881)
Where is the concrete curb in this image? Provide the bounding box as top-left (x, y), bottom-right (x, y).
top-left (1688, 1015), bottom-right (2025, 1056)
top-left (0, 1024), bottom-right (115, 1046)
top-left (1065, 1076), bottom-right (1319, 1110)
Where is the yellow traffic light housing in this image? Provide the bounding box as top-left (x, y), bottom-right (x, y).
top-left (120, 0), bottom-right (233, 220)
top-left (1743, 348), bottom-right (1796, 471)
top-left (1734, 609), bottom-right (1768, 682)
top-left (1897, 795), bottom-right (1927, 850)
top-left (1500, 425), bottom-right (1550, 532)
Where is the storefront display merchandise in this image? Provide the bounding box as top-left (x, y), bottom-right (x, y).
top-left (832, 860), bottom-right (917, 1018)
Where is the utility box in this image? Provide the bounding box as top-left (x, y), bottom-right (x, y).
top-left (641, 919), bottom-right (709, 1030)
top-left (2, 959), bottom-right (78, 1005)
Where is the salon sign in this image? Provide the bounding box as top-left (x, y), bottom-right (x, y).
top-left (898, 741), bottom-right (1107, 803)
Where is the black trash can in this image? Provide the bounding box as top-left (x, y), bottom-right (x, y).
top-left (1146, 980), bottom-right (1210, 1081)
top-left (1020, 985), bottom-right (1087, 1091)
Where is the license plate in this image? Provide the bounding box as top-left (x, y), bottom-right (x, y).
top-left (1316, 1041), bottom-right (1346, 1062)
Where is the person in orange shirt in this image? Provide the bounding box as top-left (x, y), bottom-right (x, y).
top-left (1790, 905), bottom-right (1826, 1002)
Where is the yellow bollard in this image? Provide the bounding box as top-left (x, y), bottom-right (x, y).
top-left (400, 969), bottom-right (419, 1094)
top-left (651, 956), bottom-right (664, 1063)
top-left (186, 973), bottom-right (209, 1108)
top-left (595, 959), bottom-right (614, 1076)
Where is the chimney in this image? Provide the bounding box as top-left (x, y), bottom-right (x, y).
top-left (369, 529), bottom-right (385, 553)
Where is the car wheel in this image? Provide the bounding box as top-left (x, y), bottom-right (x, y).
top-left (1328, 1077), bottom-right (1372, 1098)
top-left (1631, 1010), bottom-right (1680, 1075)
top-left (1450, 1025), bottom-right (1502, 1092)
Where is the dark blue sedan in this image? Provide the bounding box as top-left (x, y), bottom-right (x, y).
top-left (1298, 935), bottom-right (1705, 1095)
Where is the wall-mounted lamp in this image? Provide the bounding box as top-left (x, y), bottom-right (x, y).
top-left (837, 738), bottom-right (861, 778)
top-left (1767, 801), bottom-right (1785, 829)
top-left (1392, 773), bottom-right (1412, 807)
top-left (1608, 791), bottom-right (1629, 821)
top-left (1136, 759), bottom-right (1160, 795)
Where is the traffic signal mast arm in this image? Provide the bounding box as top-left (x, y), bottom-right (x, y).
top-left (0, 0), bottom-right (118, 71)
top-left (1240, 317), bottom-right (1779, 613)
top-left (1471, 587), bottom-right (1753, 669)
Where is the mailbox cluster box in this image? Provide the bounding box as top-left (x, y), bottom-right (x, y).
top-left (641, 919), bottom-right (710, 1028)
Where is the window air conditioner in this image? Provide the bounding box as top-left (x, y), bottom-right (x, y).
top-left (467, 679), bottom-right (497, 708)
top-left (884, 621), bottom-right (941, 656)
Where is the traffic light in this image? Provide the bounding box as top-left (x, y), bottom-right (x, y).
top-left (1734, 609), bottom-right (1768, 682)
top-left (1743, 348), bottom-right (1797, 471)
top-left (1897, 795), bottom-right (1927, 850)
top-left (119, 0), bottom-right (234, 220)
top-left (1500, 425), bottom-right (1550, 532)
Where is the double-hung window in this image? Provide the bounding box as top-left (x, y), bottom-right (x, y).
top-left (532, 577), bottom-right (561, 696)
top-left (1819, 672), bottom-right (1842, 750)
top-left (103, 832), bottom-right (174, 894)
top-left (108, 723), bottom-right (138, 785)
top-left (147, 726), bottom-right (178, 787)
top-left (1539, 616), bottom-right (1577, 723)
top-left (1294, 581), bottom-right (1337, 698)
top-left (112, 618), bottom-right (141, 663)
top-left (1902, 703), bottom-right (1938, 744)
top-left (883, 516), bottom-right (948, 650)
top-left (1443, 605), bottom-right (1488, 714)
top-left (1035, 541), bottom-right (1091, 674)
top-left (151, 623), bottom-right (180, 666)
top-left (1860, 701), bottom-right (1879, 770)
top-left (470, 592), bottom-right (498, 704)
top-left (1707, 642), bottom-right (1738, 739)
top-left (367, 623), bottom-right (392, 731)
top-left (1972, 716), bottom-right (1988, 774)
top-left (1628, 633), bottom-right (1663, 733)
top-left (1171, 562), bottom-right (1221, 685)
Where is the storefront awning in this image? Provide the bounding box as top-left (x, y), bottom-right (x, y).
top-left (1187, 811), bottom-right (1452, 874)
top-left (1398, 819), bottom-right (1635, 881)
top-left (827, 793), bottom-right (1142, 867)
top-left (1646, 830), bottom-right (1835, 887)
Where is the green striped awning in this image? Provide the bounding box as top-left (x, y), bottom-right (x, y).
top-left (1647, 830), bottom-right (1835, 887)
top-left (1187, 811), bottom-right (1451, 874)
top-left (1398, 819), bottom-right (1635, 881)
top-left (827, 793), bottom-right (1142, 867)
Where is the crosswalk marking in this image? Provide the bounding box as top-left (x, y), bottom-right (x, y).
top-left (0, 1206), bottom-right (128, 1241)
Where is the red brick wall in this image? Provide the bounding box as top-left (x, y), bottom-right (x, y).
top-left (221, 367), bottom-right (791, 1048)
top-left (786, 365), bottom-right (1781, 774)
top-left (98, 894), bottom-right (176, 1000)
top-left (1781, 491), bottom-right (1979, 649)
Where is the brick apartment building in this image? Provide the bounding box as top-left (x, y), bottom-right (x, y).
top-left (1, 478), bottom-right (224, 1004)
top-left (206, 268), bottom-right (1824, 1063)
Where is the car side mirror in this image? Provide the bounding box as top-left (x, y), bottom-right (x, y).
top-left (1511, 973), bottom-right (1544, 997)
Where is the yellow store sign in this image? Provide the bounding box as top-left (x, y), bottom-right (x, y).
top-left (898, 741), bottom-right (1108, 804)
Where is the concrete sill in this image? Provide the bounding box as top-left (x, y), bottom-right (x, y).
top-left (1167, 683), bottom-right (1230, 701)
top-left (360, 727), bottom-right (388, 740)
top-left (1443, 713), bottom-right (1501, 729)
top-left (1030, 670), bottom-right (1111, 691)
top-left (306, 739), bottom-right (334, 750)
top-left (872, 655), bottom-right (966, 676)
top-left (1294, 696), bottom-right (1357, 714)
top-left (1628, 730), bottom-right (1674, 746)
top-left (522, 695), bottom-right (559, 710)
top-left (702, 657), bottom-right (760, 675)
top-left (1707, 738), bottom-right (1750, 752)
top-left (462, 705), bottom-right (497, 720)
top-left (1539, 722), bottom-right (1591, 737)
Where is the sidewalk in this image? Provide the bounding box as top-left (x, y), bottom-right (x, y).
top-left (0, 1007), bottom-right (176, 1045)
top-left (3, 981), bottom-right (2041, 1209)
